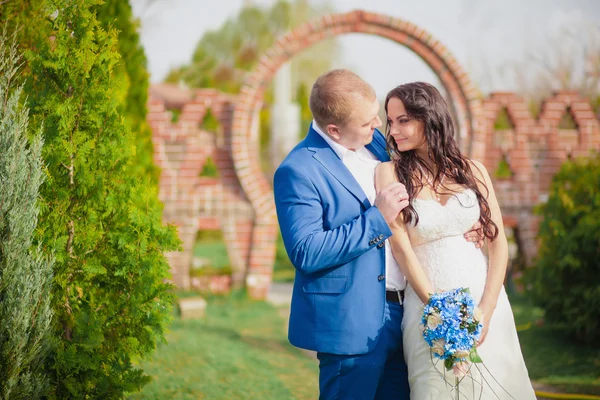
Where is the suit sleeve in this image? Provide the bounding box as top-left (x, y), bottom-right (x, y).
top-left (274, 163), bottom-right (392, 275)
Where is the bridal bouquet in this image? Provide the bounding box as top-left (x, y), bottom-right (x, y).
top-left (421, 287), bottom-right (483, 377)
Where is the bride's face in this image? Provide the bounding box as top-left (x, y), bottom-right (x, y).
top-left (386, 97), bottom-right (427, 155)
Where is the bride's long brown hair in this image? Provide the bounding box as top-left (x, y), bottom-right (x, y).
top-left (385, 82), bottom-right (498, 240)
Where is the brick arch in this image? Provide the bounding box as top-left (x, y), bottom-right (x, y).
top-left (231, 10), bottom-right (483, 297)
top-left (148, 88), bottom-right (254, 291)
top-left (478, 90), bottom-right (600, 266)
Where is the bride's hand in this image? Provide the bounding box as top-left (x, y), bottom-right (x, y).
top-left (476, 303), bottom-right (495, 346)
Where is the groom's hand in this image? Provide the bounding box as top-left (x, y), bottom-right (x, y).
top-left (464, 221), bottom-right (485, 248)
top-left (375, 182), bottom-right (409, 225)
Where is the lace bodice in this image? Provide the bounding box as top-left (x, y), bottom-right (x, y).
top-left (407, 188), bottom-right (480, 246)
top-left (404, 189), bottom-right (487, 299)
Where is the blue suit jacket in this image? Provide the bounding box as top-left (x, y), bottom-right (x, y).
top-left (273, 124), bottom-right (393, 355)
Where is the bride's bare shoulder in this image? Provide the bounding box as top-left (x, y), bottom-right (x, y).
top-left (375, 161), bottom-right (397, 191)
top-left (467, 158), bottom-right (492, 184)
top-left (375, 161), bottom-right (396, 179)
top-left (375, 161), bottom-right (395, 175)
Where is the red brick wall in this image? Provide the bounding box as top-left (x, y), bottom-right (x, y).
top-left (478, 92), bottom-right (600, 264)
top-left (148, 90), bottom-right (254, 290)
top-left (147, 10), bottom-right (600, 299)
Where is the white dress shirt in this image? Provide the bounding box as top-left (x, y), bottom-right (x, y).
top-left (312, 121), bottom-right (406, 291)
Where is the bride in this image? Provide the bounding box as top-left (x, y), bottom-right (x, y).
top-left (375, 82), bottom-right (536, 399)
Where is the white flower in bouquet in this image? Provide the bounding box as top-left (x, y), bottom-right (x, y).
top-left (432, 339), bottom-right (445, 356)
top-left (427, 312), bottom-right (442, 330)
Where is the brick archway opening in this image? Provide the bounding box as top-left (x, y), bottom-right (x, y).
top-left (231, 10), bottom-right (483, 297)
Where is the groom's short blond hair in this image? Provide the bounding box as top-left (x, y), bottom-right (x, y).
top-left (309, 69), bottom-right (376, 128)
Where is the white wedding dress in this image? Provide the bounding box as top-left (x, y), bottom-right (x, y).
top-left (402, 188), bottom-right (536, 399)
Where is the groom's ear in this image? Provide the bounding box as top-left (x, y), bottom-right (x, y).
top-left (326, 124), bottom-right (341, 141)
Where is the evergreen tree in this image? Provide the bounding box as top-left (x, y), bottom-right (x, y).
top-left (26, 1), bottom-right (180, 397)
top-left (0, 0), bottom-right (49, 95)
top-left (166, 0), bottom-right (339, 95)
top-left (0, 29), bottom-right (54, 400)
top-left (95, 0), bottom-right (158, 184)
top-left (165, 0), bottom-right (338, 159)
top-left (530, 154), bottom-right (600, 344)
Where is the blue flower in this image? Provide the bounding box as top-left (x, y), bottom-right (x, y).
top-left (421, 288), bottom-right (483, 367)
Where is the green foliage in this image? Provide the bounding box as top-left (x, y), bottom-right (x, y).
top-left (273, 233), bottom-right (295, 282)
top-left (165, 2), bottom-right (284, 93)
top-left (494, 155), bottom-right (513, 179)
top-left (194, 229), bottom-right (224, 242)
top-left (593, 96), bottom-right (600, 116)
top-left (528, 153), bottom-right (600, 345)
top-left (199, 156), bottom-right (218, 178)
top-left (190, 265), bottom-right (233, 277)
top-left (166, 0), bottom-right (338, 155)
top-left (296, 82), bottom-right (312, 136)
top-left (529, 100), bottom-right (541, 119)
top-left (259, 88), bottom-right (274, 161)
top-left (95, 0), bottom-right (158, 184)
top-left (0, 1), bottom-right (51, 132)
top-left (558, 108), bottom-right (578, 129)
top-left (0, 29), bottom-right (54, 400)
top-left (511, 294), bottom-right (600, 395)
top-left (0, 0), bottom-right (158, 182)
top-left (24, 1), bottom-right (180, 397)
top-left (193, 240), bottom-right (230, 270)
top-left (169, 108), bottom-right (181, 123)
top-left (0, 1), bottom-right (48, 82)
top-left (199, 109), bottom-right (220, 132)
top-left (493, 107), bottom-right (514, 130)
top-left (167, 0), bottom-right (338, 92)
top-left (275, 233), bottom-right (293, 271)
top-left (129, 293), bottom-right (319, 399)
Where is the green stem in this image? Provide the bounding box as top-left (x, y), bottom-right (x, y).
top-left (456, 376), bottom-right (460, 399)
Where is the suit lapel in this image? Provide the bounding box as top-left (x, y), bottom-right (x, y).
top-left (306, 127), bottom-right (371, 209)
top-left (366, 128), bottom-right (391, 162)
top-left (312, 147), bottom-right (371, 209)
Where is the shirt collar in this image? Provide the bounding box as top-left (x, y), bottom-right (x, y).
top-left (312, 120), bottom-right (350, 160)
top-left (312, 121), bottom-right (377, 163)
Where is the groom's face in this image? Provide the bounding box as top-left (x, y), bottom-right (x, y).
top-left (326, 96), bottom-right (381, 151)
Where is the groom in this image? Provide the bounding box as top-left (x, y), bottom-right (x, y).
top-left (273, 69), bottom-right (481, 399)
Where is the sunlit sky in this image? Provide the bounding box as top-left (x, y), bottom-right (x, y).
top-left (131, 0), bottom-right (600, 98)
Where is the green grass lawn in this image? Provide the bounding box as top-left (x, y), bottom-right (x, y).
top-left (128, 290), bottom-right (599, 399)
top-left (193, 235), bottom-right (297, 282)
top-left (272, 264), bottom-right (296, 283)
top-left (510, 294), bottom-right (600, 396)
top-left (193, 241), bottom-right (230, 269)
top-left (176, 237), bottom-right (600, 397)
top-left (128, 292), bottom-right (318, 400)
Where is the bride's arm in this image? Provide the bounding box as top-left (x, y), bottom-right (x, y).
top-left (375, 162), bottom-right (434, 304)
top-left (471, 160), bottom-right (509, 328)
